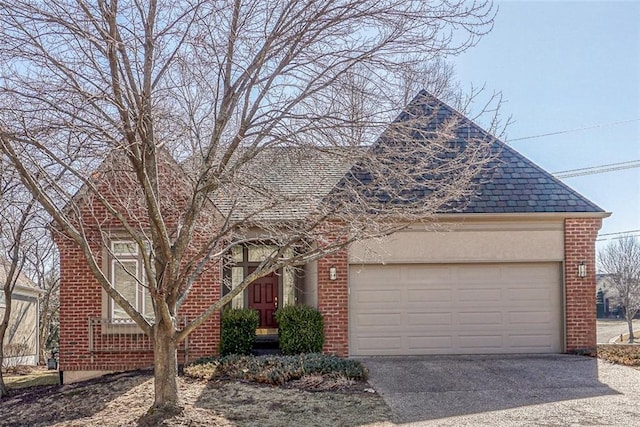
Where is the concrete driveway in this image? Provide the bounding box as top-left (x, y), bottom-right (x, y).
top-left (362, 354), bottom-right (640, 426)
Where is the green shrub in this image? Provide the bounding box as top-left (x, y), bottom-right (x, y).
top-left (220, 308), bottom-right (259, 356)
top-left (275, 305), bottom-right (324, 355)
top-left (185, 353), bottom-right (368, 385)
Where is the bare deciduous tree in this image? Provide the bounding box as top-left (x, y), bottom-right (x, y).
top-left (0, 162), bottom-right (48, 398)
top-left (0, 0), bottom-right (499, 409)
top-left (34, 247), bottom-right (60, 365)
top-left (599, 236), bottom-right (640, 343)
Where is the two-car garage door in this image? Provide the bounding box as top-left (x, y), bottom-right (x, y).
top-left (349, 263), bottom-right (562, 356)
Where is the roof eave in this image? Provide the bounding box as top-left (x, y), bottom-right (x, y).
top-left (435, 211), bottom-right (612, 221)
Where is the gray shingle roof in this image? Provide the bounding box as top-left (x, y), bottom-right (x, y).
top-left (341, 90), bottom-right (604, 214)
top-left (216, 147), bottom-right (353, 221)
top-left (422, 92), bottom-right (604, 213)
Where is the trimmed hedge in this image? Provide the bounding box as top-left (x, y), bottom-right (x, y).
top-left (185, 353), bottom-right (368, 385)
top-left (275, 305), bottom-right (324, 355)
top-left (220, 308), bottom-right (259, 356)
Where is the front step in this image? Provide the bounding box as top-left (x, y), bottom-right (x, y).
top-left (252, 347), bottom-right (282, 356)
top-left (252, 334), bottom-right (280, 356)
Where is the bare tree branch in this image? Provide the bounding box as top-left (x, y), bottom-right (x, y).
top-left (0, 0), bottom-right (499, 409)
top-left (599, 236), bottom-right (640, 343)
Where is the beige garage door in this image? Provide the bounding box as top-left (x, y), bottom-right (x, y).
top-left (349, 263), bottom-right (562, 356)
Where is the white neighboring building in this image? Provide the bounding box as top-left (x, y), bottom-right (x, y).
top-left (1, 264), bottom-right (41, 367)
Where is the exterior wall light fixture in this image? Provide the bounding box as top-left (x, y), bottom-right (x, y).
top-left (329, 266), bottom-right (338, 281)
top-left (577, 261), bottom-right (587, 278)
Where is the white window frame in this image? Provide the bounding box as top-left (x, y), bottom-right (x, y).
top-left (112, 241), bottom-right (139, 257)
top-left (109, 240), bottom-right (153, 322)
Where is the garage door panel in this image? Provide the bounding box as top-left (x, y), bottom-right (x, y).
top-left (458, 334), bottom-right (503, 349)
top-left (407, 312), bottom-right (452, 326)
top-left (350, 263), bottom-right (562, 356)
top-left (407, 335), bottom-right (452, 350)
top-left (458, 311), bottom-right (502, 325)
top-left (503, 264), bottom-right (557, 280)
top-left (508, 310), bottom-right (554, 324)
top-left (357, 336), bottom-right (402, 352)
top-left (458, 288), bottom-right (502, 302)
top-left (357, 313), bottom-right (402, 327)
top-left (509, 333), bottom-right (554, 345)
top-left (508, 288), bottom-right (552, 301)
top-left (355, 289), bottom-right (400, 304)
top-left (406, 288), bottom-right (452, 303)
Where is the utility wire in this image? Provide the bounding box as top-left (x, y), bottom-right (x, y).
top-left (508, 118), bottom-right (640, 142)
top-left (599, 229), bottom-right (640, 237)
top-left (597, 233), bottom-right (640, 242)
top-left (553, 160), bottom-right (640, 179)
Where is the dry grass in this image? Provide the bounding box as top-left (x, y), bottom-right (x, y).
top-left (3, 366), bottom-right (59, 390)
top-left (0, 370), bottom-right (393, 427)
top-left (598, 345), bottom-right (640, 366)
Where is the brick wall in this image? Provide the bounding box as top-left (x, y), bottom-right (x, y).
top-left (564, 217), bottom-right (602, 352)
top-left (317, 251), bottom-right (348, 356)
top-left (55, 230), bottom-right (221, 373)
top-left (316, 224), bottom-right (349, 356)
top-left (55, 159), bottom-right (222, 373)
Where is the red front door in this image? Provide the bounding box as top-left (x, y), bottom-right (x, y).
top-left (248, 269), bottom-right (278, 329)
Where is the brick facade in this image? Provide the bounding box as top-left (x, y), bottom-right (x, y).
top-left (55, 157), bottom-right (221, 375)
top-left (57, 213), bottom-right (603, 374)
top-left (55, 232), bottom-right (220, 373)
top-left (317, 249), bottom-right (349, 356)
top-left (564, 217), bottom-right (602, 352)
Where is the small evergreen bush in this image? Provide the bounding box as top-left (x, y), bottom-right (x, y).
top-left (275, 305), bottom-right (324, 355)
top-left (219, 308), bottom-right (259, 356)
top-left (184, 353), bottom-right (368, 385)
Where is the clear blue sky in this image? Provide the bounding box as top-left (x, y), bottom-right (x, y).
top-left (452, 0), bottom-right (640, 252)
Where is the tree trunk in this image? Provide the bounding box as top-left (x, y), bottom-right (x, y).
top-left (627, 315), bottom-right (635, 344)
top-left (0, 318), bottom-right (8, 397)
top-left (0, 348), bottom-right (7, 398)
top-left (38, 310), bottom-right (54, 365)
top-left (38, 322), bottom-right (47, 365)
top-left (152, 319), bottom-right (180, 411)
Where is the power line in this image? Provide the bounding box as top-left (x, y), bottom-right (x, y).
top-left (508, 118), bottom-right (640, 142)
top-left (597, 233), bottom-right (640, 242)
top-left (599, 229), bottom-right (640, 237)
top-left (553, 160), bottom-right (640, 179)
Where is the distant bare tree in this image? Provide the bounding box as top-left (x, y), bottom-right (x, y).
top-left (0, 161), bottom-right (48, 398)
top-left (599, 236), bottom-right (640, 343)
top-left (33, 248), bottom-right (60, 365)
top-left (0, 0), bottom-right (499, 410)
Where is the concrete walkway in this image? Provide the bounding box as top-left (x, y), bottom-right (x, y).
top-left (363, 354), bottom-right (640, 426)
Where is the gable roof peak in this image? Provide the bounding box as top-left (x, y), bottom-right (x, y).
top-left (381, 90), bottom-right (606, 214)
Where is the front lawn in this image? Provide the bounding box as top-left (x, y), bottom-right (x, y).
top-left (0, 363), bottom-right (390, 426)
top-left (3, 366), bottom-right (59, 390)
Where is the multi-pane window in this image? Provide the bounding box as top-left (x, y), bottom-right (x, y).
top-left (110, 241), bottom-right (154, 321)
top-left (225, 244), bottom-right (297, 308)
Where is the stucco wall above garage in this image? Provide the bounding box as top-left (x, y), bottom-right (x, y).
top-left (349, 217), bottom-right (565, 264)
